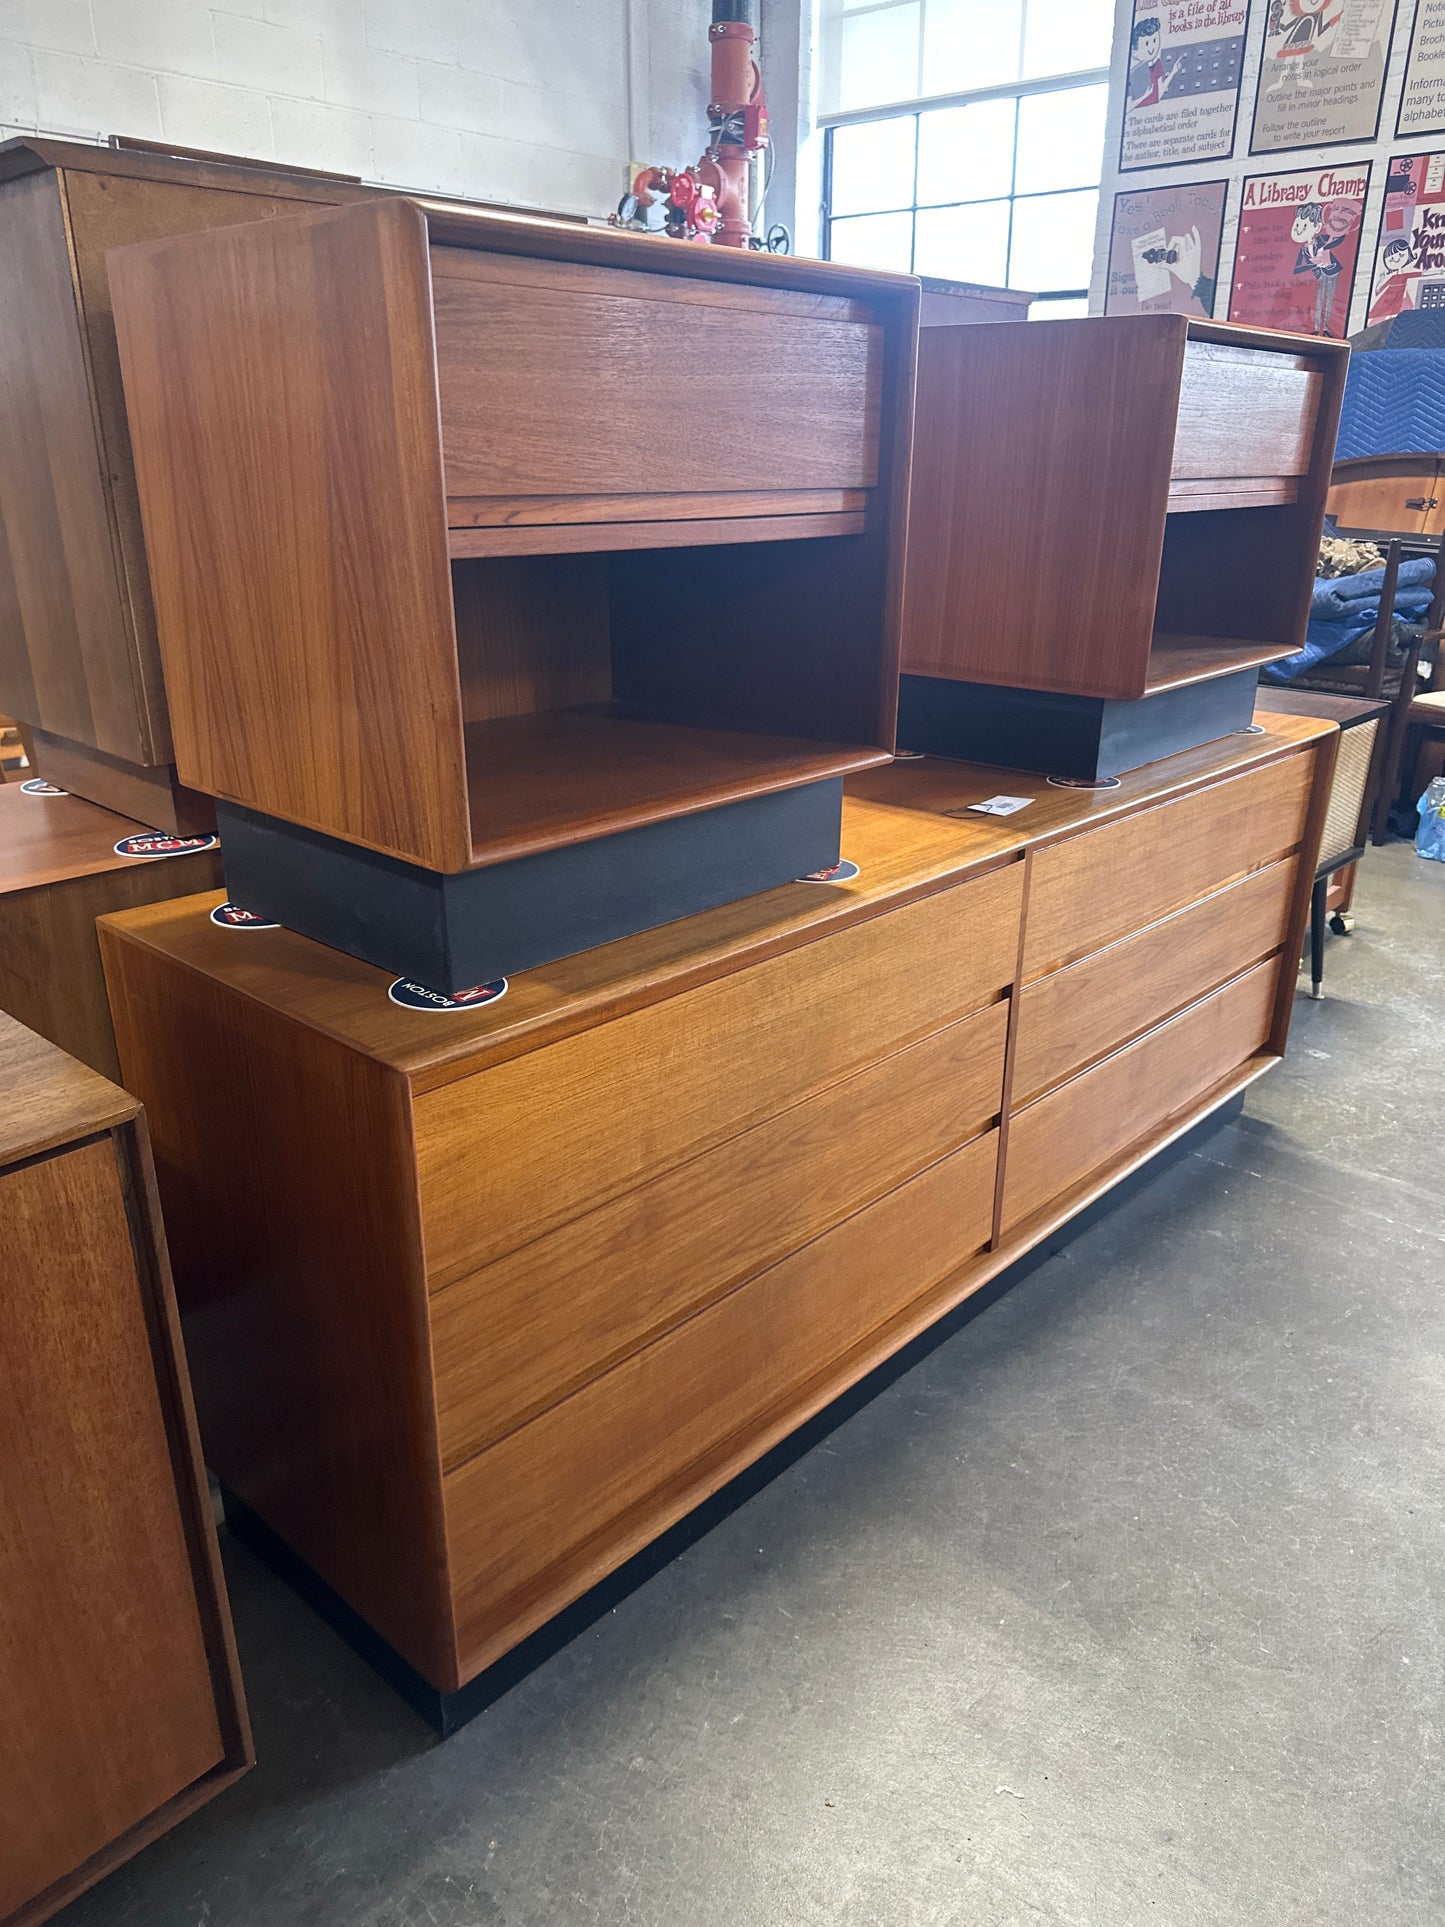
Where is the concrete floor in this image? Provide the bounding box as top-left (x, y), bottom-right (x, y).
top-left (64, 843), bottom-right (1445, 1927)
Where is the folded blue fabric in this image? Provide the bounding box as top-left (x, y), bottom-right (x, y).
top-left (1262, 557), bottom-right (1436, 683)
top-left (1310, 557), bottom-right (1435, 619)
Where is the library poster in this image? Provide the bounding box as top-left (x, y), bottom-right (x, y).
top-left (1398, 0), bottom-right (1445, 136)
top-left (1106, 181), bottom-right (1229, 315)
top-left (1367, 150), bottom-right (1445, 319)
top-left (1119, 0), bottom-right (1250, 171)
top-left (1228, 162), bottom-right (1371, 335)
top-left (1250, 0), bottom-right (1396, 153)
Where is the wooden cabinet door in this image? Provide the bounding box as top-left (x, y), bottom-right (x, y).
top-left (0, 1137), bottom-right (224, 1921)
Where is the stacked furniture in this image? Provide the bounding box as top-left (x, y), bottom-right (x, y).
top-left (107, 196), bottom-right (917, 988)
top-left (0, 779), bottom-right (221, 1079)
top-left (0, 1011), bottom-right (250, 1927)
top-left (100, 708), bottom-right (1335, 1731)
top-left (0, 137), bottom-right (557, 831)
top-left (899, 314), bottom-right (1349, 778)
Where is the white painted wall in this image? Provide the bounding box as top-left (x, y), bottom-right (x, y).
top-left (0, 0), bottom-right (711, 219)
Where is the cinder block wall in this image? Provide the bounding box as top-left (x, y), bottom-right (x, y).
top-left (0, 0), bottom-right (709, 217)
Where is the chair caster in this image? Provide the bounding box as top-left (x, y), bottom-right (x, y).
top-left (1328, 911), bottom-right (1354, 936)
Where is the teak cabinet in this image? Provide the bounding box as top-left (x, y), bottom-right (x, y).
top-left (1326, 452), bottom-right (1445, 539)
top-left (0, 780), bottom-right (222, 1080)
top-left (100, 710), bottom-right (1335, 1729)
top-left (108, 197), bottom-right (917, 877)
top-left (0, 1013), bottom-right (250, 1927)
top-left (904, 314), bottom-right (1349, 702)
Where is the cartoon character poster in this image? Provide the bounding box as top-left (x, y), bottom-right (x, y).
top-left (1228, 163), bottom-right (1370, 336)
top-left (1366, 151), bottom-right (1445, 321)
top-left (1106, 182), bottom-right (1229, 316)
top-left (1120, 0), bottom-right (1251, 171)
top-left (1398, 0), bottom-right (1445, 138)
top-left (1250, 0), bottom-right (1396, 152)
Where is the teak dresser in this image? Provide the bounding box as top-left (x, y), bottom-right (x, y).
top-left (0, 779), bottom-right (221, 1080)
top-left (99, 709), bottom-right (1335, 1731)
top-left (899, 314), bottom-right (1350, 777)
top-left (0, 1012), bottom-right (250, 1927)
top-left (106, 196), bottom-right (918, 989)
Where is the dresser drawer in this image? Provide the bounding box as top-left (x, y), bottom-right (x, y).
top-left (443, 1129), bottom-right (999, 1674)
top-left (431, 248), bottom-right (883, 518)
top-left (416, 861), bottom-right (1023, 1286)
top-left (1171, 340), bottom-right (1324, 485)
top-left (1001, 956), bottom-right (1277, 1236)
top-left (1022, 753), bottom-right (1312, 982)
top-left (1012, 857), bottom-right (1296, 1105)
top-left (432, 999), bottom-right (1008, 1467)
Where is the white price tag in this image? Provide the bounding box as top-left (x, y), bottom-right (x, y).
top-left (966, 794), bottom-right (1034, 817)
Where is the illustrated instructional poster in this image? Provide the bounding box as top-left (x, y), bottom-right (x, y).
top-left (1120, 0), bottom-right (1251, 171)
top-left (1366, 150), bottom-right (1445, 320)
top-left (1250, 0), bottom-right (1396, 153)
top-left (1106, 181), bottom-right (1229, 315)
top-left (1397, 0), bottom-right (1445, 136)
top-left (1228, 162), bottom-right (1371, 335)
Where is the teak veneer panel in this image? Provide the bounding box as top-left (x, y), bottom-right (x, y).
top-left (1171, 340), bottom-right (1322, 483)
top-left (432, 1000), bottom-right (1009, 1467)
top-left (1001, 958), bottom-right (1278, 1236)
top-left (1021, 752), bottom-right (1313, 982)
top-left (414, 861), bottom-right (1024, 1286)
top-left (443, 1131), bottom-right (1000, 1678)
top-left (1012, 858), bottom-right (1296, 1106)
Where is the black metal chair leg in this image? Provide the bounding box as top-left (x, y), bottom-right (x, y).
top-left (1310, 872), bottom-right (1328, 1000)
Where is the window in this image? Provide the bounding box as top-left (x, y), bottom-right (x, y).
top-left (819, 0), bottom-right (1111, 310)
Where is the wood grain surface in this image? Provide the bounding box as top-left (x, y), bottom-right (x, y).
top-left (1171, 339), bottom-right (1323, 481)
top-left (431, 1000), bottom-right (1008, 1466)
top-left (0, 1006), bottom-right (135, 1165)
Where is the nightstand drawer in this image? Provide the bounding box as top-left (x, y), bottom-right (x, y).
top-left (1022, 753), bottom-right (1312, 982)
top-left (443, 1128), bottom-right (1000, 1677)
top-left (1001, 956), bottom-right (1277, 1236)
top-left (1171, 339), bottom-right (1324, 485)
top-left (415, 861), bottom-right (1023, 1287)
top-left (431, 248), bottom-right (883, 521)
top-left (1012, 857), bottom-right (1295, 1104)
top-left (432, 999), bottom-right (1008, 1467)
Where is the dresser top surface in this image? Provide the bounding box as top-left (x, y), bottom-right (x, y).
top-left (97, 710), bottom-right (1331, 1090)
top-left (0, 782), bottom-right (165, 894)
top-left (0, 1009), bottom-right (136, 1167)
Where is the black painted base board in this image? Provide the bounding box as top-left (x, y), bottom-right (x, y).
top-left (898, 669), bottom-right (1262, 779)
top-left (217, 779), bottom-right (843, 994)
top-left (221, 1094), bottom-right (1244, 1739)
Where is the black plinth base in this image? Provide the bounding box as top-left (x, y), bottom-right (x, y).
top-left (217, 779), bottom-right (843, 993)
top-left (897, 669), bottom-right (1262, 780)
top-left (218, 1095), bottom-right (1244, 1740)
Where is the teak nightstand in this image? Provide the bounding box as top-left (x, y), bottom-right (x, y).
top-left (899, 314), bottom-right (1349, 778)
top-left (108, 197), bottom-right (918, 990)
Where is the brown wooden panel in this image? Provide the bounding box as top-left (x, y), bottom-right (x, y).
top-left (432, 1000), bottom-right (1009, 1467)
top-left (1172, 340), bottom-right (1324, 483)
top-left (1022, 752), bottom-right (1314, 982)
top-left (0, 1137), bottom-right (223, 1919)
top-left (1001, 958), bottom-right (1277, 1235)
top-left (0, 171), bottom-right (137, 758)
top-left (451, 554), bottom-right (612, 724)
top-left (447, 509), bottom-right (867, 559)
top-left (1012, 858), bottom-right (1296, 1105)
top-left (108, 196), bottom-right (471, 869)
top-left (1326, 456), bottom-right (1443, 539)
top-left (448, 488), bottom-right (868, 529)
top-left (0, 1004), bottom-right (135, 1166)
top-left (415, 863), bottom-right (1024, 1286)
top-left (444, 1131), bottom-right (999, 1679)
top-left (27, 726), bottom-right (214, 833)
top-left (101, 926), bottom-right (457, 1688)
top-left (430, 246), bottom-right (883, 502)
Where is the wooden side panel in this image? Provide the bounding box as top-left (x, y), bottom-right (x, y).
top-left (444, 1131), bottom-right (999, 1679)
top-left (1001, 958), bottom-right (1277, 1234)
top-left (1171, 341), bottom-right (1324, 482)
top-left (0, 171), bottom-right (137, 758)
top-left (108, 197), bottom-right (470, 869)
top-left (451, 553), bottom-right (612, 723)
top-left (101, 923), bottom-right (458, 1688)
top-left (1022, 752), bottom-right (1313, 981)
top-left (0, 1137), bottom-right (223, 1920)
top-left (901, 317), bottom-right (1183, 699)
top-left (432, 1000), bottom-right (1009, 1467)
top-left (1012, 857), bottom-right (1296, 1105)
top-left (415, 863), bottom-right (1024, 1286)
top-left (430, 247), bottom-right (883, 504)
